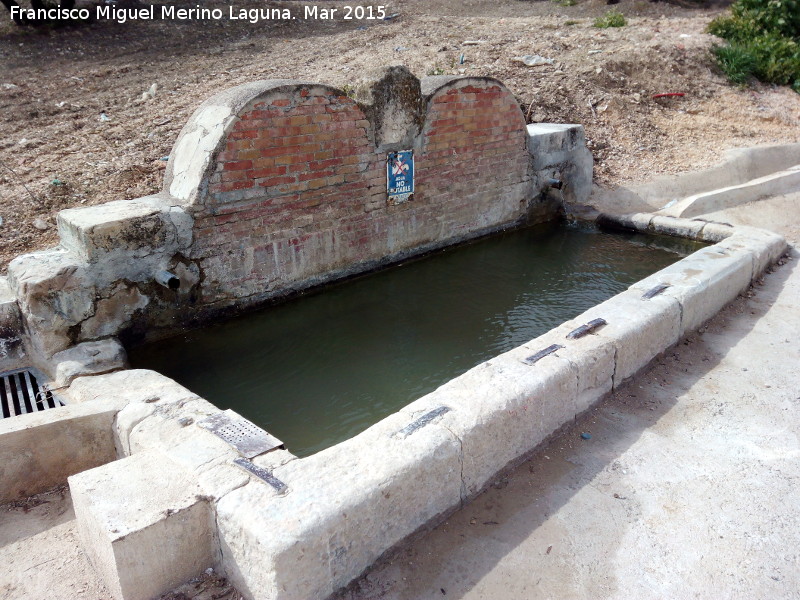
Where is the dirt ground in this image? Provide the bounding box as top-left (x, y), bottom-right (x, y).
top-left (1, 0), bottom-right (800, 270)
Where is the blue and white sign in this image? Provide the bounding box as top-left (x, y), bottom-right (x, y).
top-left (387, 150), bottom-right (414, 204)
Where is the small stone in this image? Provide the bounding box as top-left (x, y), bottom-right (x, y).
top-left (513, 54), bottom-right (554, 67)
top-left (33, 217), bottom-right (50, 230)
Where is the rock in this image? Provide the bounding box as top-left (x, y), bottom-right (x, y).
top-left (79, 283), bottom-right (149, 339)
top-left (2, 83), bottom-right (18, 90)
top-left (7, 249), bottom-right (96, 357)
top-left (52, 338), bottom-right (128, 387)
top-left (513, 54), bottom-right (554, 67)
top-left (33, 217), bottom-right (50, 230)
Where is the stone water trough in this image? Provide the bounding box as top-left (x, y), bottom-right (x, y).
top-left (0, 67), bottom-right (787, 600)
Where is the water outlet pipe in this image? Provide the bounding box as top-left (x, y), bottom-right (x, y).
top-left (155, 270), bottom-right (180, 290)
top-left (547, 178), bottom-right (564, 190)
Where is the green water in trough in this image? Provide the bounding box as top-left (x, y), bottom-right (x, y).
top-left (130, 222), bottom-right (703, 456)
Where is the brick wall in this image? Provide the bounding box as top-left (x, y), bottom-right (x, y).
top-left (184, 76), bottom-right (533, 307)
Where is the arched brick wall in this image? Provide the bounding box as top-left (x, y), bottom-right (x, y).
top-left (166, 71), bottom-right (534, 308)
top-left (417, 80), bottom-right (530, 230)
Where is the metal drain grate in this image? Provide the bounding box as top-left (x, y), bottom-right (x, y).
top-left (198, 409), bottom-right (285, 458)
top-left (0, 368), bottom-right (62, 420)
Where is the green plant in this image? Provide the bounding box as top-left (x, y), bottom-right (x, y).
top-left (708, 0), bottom-right (800, 91)
top-left (340, 84), bottom-right (356, 98)
top-left (564, 19), bottom-right (580, 26)
top-left (553, 0), bottom-right (577, 6)
top-left (593, 10), bottom-right (626, 29)
top-left (427, 65), bottom-right (446, 76)
top-left (711, 44), bottom-right (758, 85)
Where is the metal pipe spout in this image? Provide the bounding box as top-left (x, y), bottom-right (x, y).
top-left (155, 270), bottom-right (180, 290)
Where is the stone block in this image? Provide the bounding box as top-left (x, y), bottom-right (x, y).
top-left (697, 222), bottom-right (735, 243)
top-left (0, 276), bottom-right (25, 364)
top-left (69, 450), bottom-right (215, 600)
top-left (7, 248), bottom-right (95, 357)
top-left (66, 369), bottom-right (202, 455)
top-left (717, 227), bottom-right (787, 277)
top-left (415, 346), bottom-right (578, 498)
top-left (528, 322), bottom-right (617, 414)
top-left (216, 410), bottom-right (462, 600)
top-left (57, 194), bottom-right (193, 284)
top-left (52, 338), bottom-right (127, 388)
top-left (569, 289), bottom-right (682, 387)
top-left (527, 123), bottom-right (586, 160)
top-left (597, 212), bottom-right (653, 232)
top-left (630, 242), bottom-right (754, 336)
top-left (649, 215), bottom-right (706, 239)
top-left (79, 284), bottom-right (149, 340)
top-left (0, 400), bottom-right (119, 502)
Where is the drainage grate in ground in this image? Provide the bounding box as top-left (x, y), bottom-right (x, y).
top-left (0, 368), bottom-right (63, 420)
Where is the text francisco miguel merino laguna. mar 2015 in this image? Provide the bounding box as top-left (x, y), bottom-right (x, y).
top-left (10, 4), bottom-right (389, 24)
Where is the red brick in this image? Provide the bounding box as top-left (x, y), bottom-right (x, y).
top-left (275, 153), bottom-right (315, 165)
top-left (257, 176), bottom-right (296, 188)
top-left (248, 165), bottom-right (288, 179)
top-left (219, 180), bottom-right (254, 192)
top-left (299, 169), bottom-right (335, 181)
top-left (229, 130), bottom-right (259, 141)
top-left (224, 160), bottom-right (253, 171)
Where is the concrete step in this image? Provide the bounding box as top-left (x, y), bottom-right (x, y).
top-left (658, 164), bottom-right (800, 218)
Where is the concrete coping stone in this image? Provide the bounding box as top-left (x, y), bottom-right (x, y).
top-left (62, 212), bottom-right (788, 600)
top-left (657, 163), bottom-right (800, 218)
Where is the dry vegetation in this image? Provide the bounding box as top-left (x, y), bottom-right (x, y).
top-left (1, 0), bottom-right (799, 271)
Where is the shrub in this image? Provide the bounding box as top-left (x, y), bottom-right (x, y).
top-left (593, 10), bottom-right (626, 28)
top-left (708, 0), bottom-right (800, 91)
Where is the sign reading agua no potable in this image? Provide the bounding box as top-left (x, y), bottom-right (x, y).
top-left (387, 150), bottom-right (414, 205)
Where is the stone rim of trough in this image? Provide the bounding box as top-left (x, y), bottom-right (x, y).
top-left (51, 213), bottom-right (788, 600)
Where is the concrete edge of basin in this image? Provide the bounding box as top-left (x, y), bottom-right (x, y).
top-left (209, 215), bottom-right (789, 599)
top-left (43, 214), bottom-right (789, 600)
top-left (0, 397), bottom-right (125, 503)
